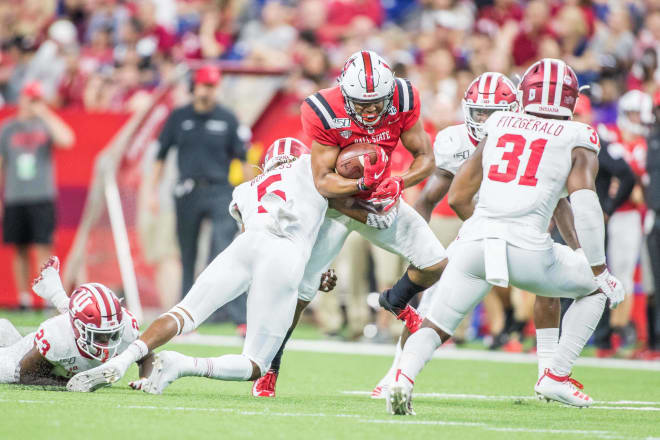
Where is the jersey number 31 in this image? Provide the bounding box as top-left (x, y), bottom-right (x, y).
top-left (488, 134), bottom-right (547, 187)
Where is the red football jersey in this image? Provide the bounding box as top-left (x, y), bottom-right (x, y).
top-left (300, 80), bottom-right (421, 167)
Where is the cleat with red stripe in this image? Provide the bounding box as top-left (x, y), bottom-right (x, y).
top-left (386, 369), bottom-right (415, 415)
top-left (252, 370), bottom-right (278, 397)
top-left (534, 369), bottom-right (594, 407)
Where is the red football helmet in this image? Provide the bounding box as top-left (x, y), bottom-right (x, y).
top-left (262, 137), bottom-right (311, 172)
top-left (463, 72), bottom-right (518, 140)
top-left (518, 58), bottom-right (579, 118)
top-left (69, 283), bottom-right (124, 362)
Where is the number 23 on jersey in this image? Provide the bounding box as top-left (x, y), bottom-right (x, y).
top-left (487, 134), bottom-right (547, 187)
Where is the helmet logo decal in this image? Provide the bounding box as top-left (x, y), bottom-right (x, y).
top-left (70, 291), bottom-right (94, 315)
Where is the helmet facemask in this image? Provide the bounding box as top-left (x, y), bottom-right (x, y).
top-left (341, 84), bottom-right (394, 129)
top-left (463, 100), bottom-right (518, 141)
top-left (73, 318), bottom-right (124, 362)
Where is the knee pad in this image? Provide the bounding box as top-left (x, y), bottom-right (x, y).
top-left (162, 306), bottom-right (197, 335)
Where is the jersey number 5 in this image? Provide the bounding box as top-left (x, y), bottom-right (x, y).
top-left (257, 174), bottom-right (286, 213)
top-left (487, 134), bottom-right (548, 187)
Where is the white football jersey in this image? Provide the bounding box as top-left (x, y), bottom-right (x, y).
top-left (458, 111), bottom-right (600, 250)
top-left (32, 308), bottom-right (139, 378)
top-left (433, 123), bottom-right (478, 175)
top-left (230, 155), bottom-right (328, 252)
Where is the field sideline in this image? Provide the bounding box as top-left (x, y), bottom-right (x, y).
top-left (1, 331), bottom-right (659, 440)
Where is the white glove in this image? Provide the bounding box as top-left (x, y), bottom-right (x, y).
top-left (594, 269), bottom-right (625, 309)
top-left (366, 205), bottom-right (398, 230)
top-left (32, 256), bottom-right (69, 313)
top-left (129, 378), bottom-right (149, 391)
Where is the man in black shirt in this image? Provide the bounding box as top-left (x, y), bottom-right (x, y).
top-left (644, 92), bottom-right (660, 357)
top-left (150, 66), bottom-right (252, 331)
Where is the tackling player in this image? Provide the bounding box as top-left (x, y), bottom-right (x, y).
top-left (66, 138), bottom-right (336, 393)
top-left (252, 50), bottom-right (447, 397)
top-left (387, 59), bottom-right (625, 414)
top-left (0, 257), bottom-right (147, 387)
top-left (372, 72), bottom-right (582, 398)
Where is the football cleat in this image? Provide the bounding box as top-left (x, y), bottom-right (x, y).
top-left (386, 370), bottom-right (415, 415)
top-left (534, 369), bottom-right (593, 407)
top-left (66, 361), bottom-right (123, 392)
top-left (142, 351), bottom-right (185, 395)
top-left (252, 370), bottom-right (278, 397)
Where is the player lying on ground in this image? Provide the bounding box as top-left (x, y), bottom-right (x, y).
top-left (252, 50), bottom-right (449, 397)
top-left (66, 138), bottom-right (338, 393)
top-left (372, 72), bottom-right (580, 398)
top-left (387, 58), bottom-right (625, 414)
top-left (0, 257), bottom-right (150, 387)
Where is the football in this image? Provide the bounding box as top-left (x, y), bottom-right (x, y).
top-left (335, 143), bottom-right (380, 179)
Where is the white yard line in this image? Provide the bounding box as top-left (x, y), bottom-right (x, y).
top-left (342, 391), bottom-right (660, 407)
top-left (175, 333), bottom-right (660, 372)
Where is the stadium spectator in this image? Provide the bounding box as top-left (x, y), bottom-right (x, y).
top-left (0, 81), bottom-right (74, 308)
top-left (149, 65), bottom-right (252, 334)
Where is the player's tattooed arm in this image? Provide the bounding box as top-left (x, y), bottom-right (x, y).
top-left (18, 346), bottom-right (67, 387)
top-left (552, 198), bottom-right (580, 250)
top-left (399, 119), bottom-right (435, 189)
top-left (311, 141), bottom-right (362, 198)
top-left (448, 138), bottom-right (485, 220)
top-left (413, 168), bottom-right (454, 222)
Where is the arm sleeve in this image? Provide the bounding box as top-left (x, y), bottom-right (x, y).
top-left (300, 101), bottom-right (337, 146)
top-left (228, 113), bottom-right (249, 161)
top-left (570, 189), bottom-right (606, 266)
top-left (401, 85), bottom-right (421, 132)
top-left (432, 127), bottom-right (462, 175)
top-left (156, 111), bottom-right (178, 161)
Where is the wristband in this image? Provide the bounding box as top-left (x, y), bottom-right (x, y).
top-left (357, 177), bottom-right (369, 191)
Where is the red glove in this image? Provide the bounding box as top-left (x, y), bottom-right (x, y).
top-left (370, 176), bottom-right (404, 212)
top-left (358, 147), bottom-right (388, 190)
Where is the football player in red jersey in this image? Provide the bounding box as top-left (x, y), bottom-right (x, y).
top-left (252, 50), bottom-right (448, 397)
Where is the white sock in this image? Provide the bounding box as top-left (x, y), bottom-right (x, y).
top-left (380, 337), bottom-right (403, 386)
top-left (536, 328), bottom-right (559, 379)
top-left (398, 328), bottom-right (442, 383)
top-left (186, 354), bottom-right (254, 381)
top-left (114, 340), bottom-right (149, 373)
top-left (551, 293), bottom-right (606, 377)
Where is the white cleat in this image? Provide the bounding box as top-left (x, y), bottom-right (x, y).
top-left (66, 361), bottom-right (123, 392)
top-left (385, 370), bottom-right (415, 415)
top-left (534, 369), bottom-right (594, 408)
top-left (371, 374), bottom-right (394, 399)
top-left (142, 351), bottom-right (185, 395)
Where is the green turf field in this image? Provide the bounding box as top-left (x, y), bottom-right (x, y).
top-left (2, 336), bottom-right (659, 440)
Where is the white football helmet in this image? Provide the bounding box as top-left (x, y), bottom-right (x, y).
top-left (338, 50), bottom-right (395, 128)
top-left (617, 89), bottom-right (654, 136)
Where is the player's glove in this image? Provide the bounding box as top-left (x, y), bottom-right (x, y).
top-left (358, 147), bottom-right (388, 191)
top-left (32, 256), bottom-right (69, 313)
top-left (366, 204), bottom-right (398, 229)
top-left (594, 269), bottom-right (625, 309)
top-left (319, 269), bottom-right (337, 292)
top-left (369, 176), bottom-right (404, 212)
top-left (129, 378), bottom-right (149, 391)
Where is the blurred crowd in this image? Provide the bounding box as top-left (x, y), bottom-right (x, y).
top-left (1, 0), bottom-right (659, 356)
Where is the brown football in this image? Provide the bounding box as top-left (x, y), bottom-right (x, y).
top-left (335, 143), bottom-right (380, 179)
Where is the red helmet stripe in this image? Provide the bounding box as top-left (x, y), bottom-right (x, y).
top-left (553, 60), bottom-right (566, 106)
top-left (93, 285), bottom-right (113, 324)
top-left (482, 74), bottom-right (493, 98)
top-left (283, 137), bottom-right (292, 155)
top-left (86, 285), bottom-right (108, 326)
top-left (488, 74), bottom-right (499, 95)
top-left (478, 74), bottom-right (488, 95)
top-left (361, 51), bottom-right (375, 93)
top-left (541, 59), bottom-right (552, 105)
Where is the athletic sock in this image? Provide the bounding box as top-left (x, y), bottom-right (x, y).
top-left (536, 327), bottom-right (559, 379)
top-left (379, 337), bottom-right (403, 386)
top-left (397, 328), bottom-right (442, 382)
top-left (383, 272), bottom-right (426, 311)
top-left (114, 340), bottom-right (149, 374)
top-left (269, 327), bottom-right (294, 374)
top-left (188, 354), bottom-right (253, 381)
top-left (551, 293), bottom-right (606, 377)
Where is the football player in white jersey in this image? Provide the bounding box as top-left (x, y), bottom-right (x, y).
top-left (0, 257), bottom-right (147, 388)
top-left (371, 72), bottom-right (581, 398)
top-left (387, 59), bottom-right (625, 414)
top-left (66, 138), bottom-right (334, 393)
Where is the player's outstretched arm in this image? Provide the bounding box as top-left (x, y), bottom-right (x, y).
top-left (413, 168), bottom-right (454, 222)
top-left (448, 139), bottom-right (486, 220)
top-left (553, 198), bottom-right (580, 250)
top-left (399, 119), bottom-right (434, 189)
top-left (328, 198), bottom-right (397, 230)
top-left (311, 141), bottom-right (363, 198)
top-left (18, 346), bottom-right (67, 387)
